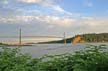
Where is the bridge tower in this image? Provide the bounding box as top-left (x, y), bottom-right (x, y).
top-left (64, 32), bottom-right (66, 45)
top-left (19, 29), bottom-right (22, 45)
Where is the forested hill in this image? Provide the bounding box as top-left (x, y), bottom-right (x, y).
top-left (78, 33), bottom-right (108, 43)
top-left (38, 33), bottom-right (108, 44)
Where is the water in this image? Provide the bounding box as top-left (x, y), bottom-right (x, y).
top-left (11, 43), bottom-right (108, 58)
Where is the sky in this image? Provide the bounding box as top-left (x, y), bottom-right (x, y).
top-left (0, 0), bottom-right (108, 40)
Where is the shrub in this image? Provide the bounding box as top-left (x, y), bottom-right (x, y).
top-left (0, 46), bottom-right (39, 71)
top-left (73, 45), bottom-right (108, 71)
top-left (0, 44), bottom-right (108, 71)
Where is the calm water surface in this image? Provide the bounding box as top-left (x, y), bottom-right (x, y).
top-left (12, 43), bottom-right (108, 58)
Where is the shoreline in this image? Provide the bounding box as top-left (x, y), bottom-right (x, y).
top-left (0, 42), bottom-right (108, 47)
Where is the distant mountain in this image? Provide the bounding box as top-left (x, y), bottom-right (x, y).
top-left (38, 33), bottom-right (108, 44)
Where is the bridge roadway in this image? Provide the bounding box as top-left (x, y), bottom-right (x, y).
top-left (0, 36), bottom-right (63, 38)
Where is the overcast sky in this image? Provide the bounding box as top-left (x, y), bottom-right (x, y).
top-left (0, 0), bottom-right (108, 37)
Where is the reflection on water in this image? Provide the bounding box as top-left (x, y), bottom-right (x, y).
top-left (10, 43), bottom-right (108, 58)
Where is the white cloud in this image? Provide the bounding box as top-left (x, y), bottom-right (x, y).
top-left (0, 0), bottom-right (8, 4)
top-left (18, 0), bottom-right (55, 6)
top-left (41, 15), bottom-right (76, 27)
top-left (0, 15), bottom-right (108, 29)
top-left (49, 5), bottom-right (81, 18)
top-left (81, 16), bottom-right (94, 20)
top-left (0, 15), bottom-right (108, 35)
top-left (84, 0), bottom-right (93, 7)
top-left (20, 0), bottom-right (41, 3)
top-left (17, 0), bottom-right (80, 18)
top-left (79, 17), bottom-right (108, 26)
top-left (0, 0), bottom-right (81, 20)
top-left (0, 15), bottom-right (76, 27)
top-left (51, 5), bottom-right (65, 13)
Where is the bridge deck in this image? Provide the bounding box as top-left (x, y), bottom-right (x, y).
top-left (0, 36), bottom-right (63, 38)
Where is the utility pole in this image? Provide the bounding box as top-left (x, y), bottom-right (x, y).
top-left (19, 29), bottom-right (21, 46)
top-left (64, 32), bottom-right (66, 45)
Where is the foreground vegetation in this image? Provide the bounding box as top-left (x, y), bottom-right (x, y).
top-left (0, 45), bottom-right (108, 71)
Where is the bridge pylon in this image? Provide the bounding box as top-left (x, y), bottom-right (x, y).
top-left (19, 29), bottom-right (22, 46)
top-left (64, 32), bottom-right (66, 45)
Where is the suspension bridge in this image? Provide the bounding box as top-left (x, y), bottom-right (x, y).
top-left (0, 29), bottom-right (67, 45)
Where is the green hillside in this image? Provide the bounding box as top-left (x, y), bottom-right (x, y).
top-left (38, 33), bottom-right (108, 44)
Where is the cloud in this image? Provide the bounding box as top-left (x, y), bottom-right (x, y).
top-left (17, 0), bottom-right (80, 18)
top-left (79, 17), bottom-right (108, 27)
top-left (20, 0), bottom-right (41, 3)
top-left (0, 14), bottom-right (108, 36)
top-left (84, 0), bottom-right (93, 7)
top-left (0, 0), bottom-right (8, 4)
top-left (0, 0), bottom-right (107, 35)
top-left (0, 0), bottom-right (80, 28)
top-left (18, 0), bottom-right (56, 6)
top-left (0, 15), bottom-right (76, 27)
top-left (0, 0), bottom-right (81, 20)
top-left (0, 15), bottom-right (108, 29)
top-left (40, 15), bottom-right (76, 27)
top-left (51, 5), bottom-right (64, 13)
